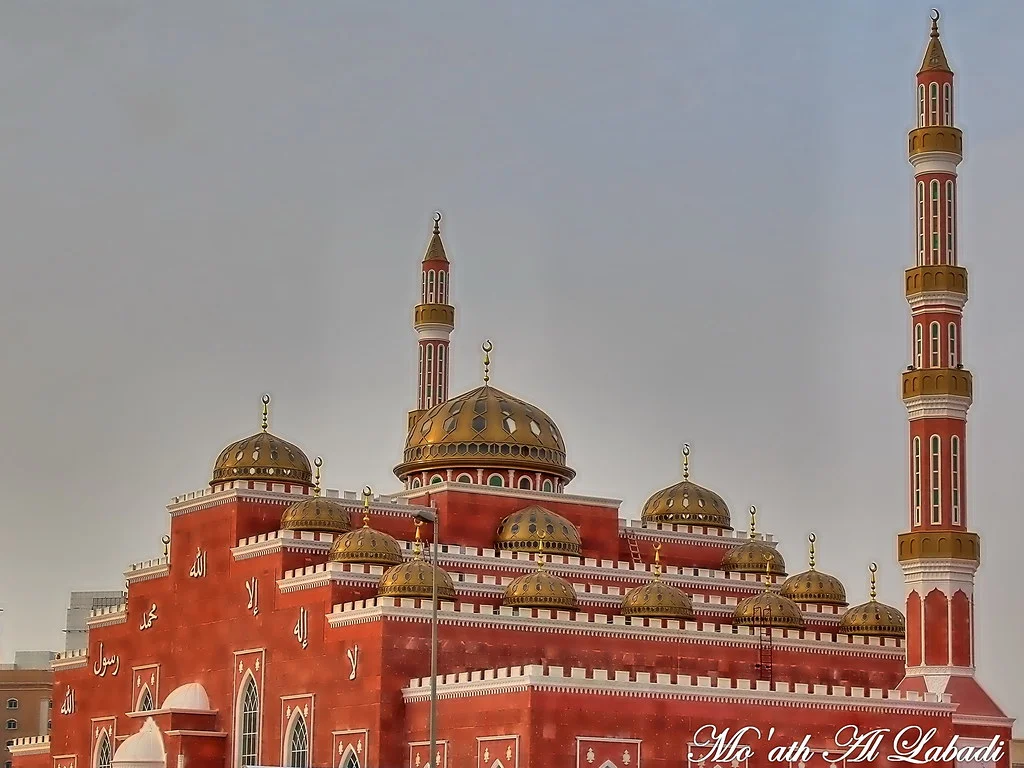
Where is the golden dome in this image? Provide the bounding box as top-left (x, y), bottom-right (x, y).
top-left (495, 506), bottom-right (581, 556)
top-left (733, 589), bottom-right (805, 629)
top-left (721, 506), bottom-right (786, 576)
top-left (211, 396), bottom-right (313, 487)
top-left (839, 564), bottom-right (906, 638)
top-left (779, 534), bottom-right (847, 606)
top-left (280, 458), bottom-right (353, 535)
top-left (621, 545), bottom-right (694, 619)
top-left (395, 356), bottom-right (574, 482)
top-left (503, 569), bottom-right (578, 610)
top-left (640, 445), bottom-right (732, 528)
top-left (378, 523), bottom-right (456, 601)
top-left (327, 488), bottom-right (403, 567)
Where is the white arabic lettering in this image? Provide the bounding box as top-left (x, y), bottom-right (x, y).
top-left (139, 603), bottom-right (158, 631)
top-left (245, 577), bottom-right (259, 616)
top-left (189, 548), bottom-right (207, 578)
top-left (294, 608), bottom-right (308, 649)
top-left (346, 645), bottom-right (359, 680)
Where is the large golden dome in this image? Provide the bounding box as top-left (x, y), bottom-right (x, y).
top-left (721, 506), bottom-right (787, 576)
top-left (503, 566), bottom-right (578, 610)
top-left (733, 589), bottom-right (805, 630)
top-left (328, 489), bottom-right (403, 567)
top-left (839, 564), bottom-right (906, 638)
top-left (211, 396), bottom-right (313, 487)
top-left (378, 526), bottom-right (456, 601)
top-left (395, 382), bottom-right (574, 483)
top-left (495, 506), bottom-right (581, 556)
top-left (621, 548), bottom-right (694, 619)
top-left (779, 534), bottom-right (847, 606)
top-left (280, 458), bottom-right (352, 534)
top-left (641, 445), bottom-right (732, 528)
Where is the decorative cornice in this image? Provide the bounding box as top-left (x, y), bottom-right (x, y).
top-left (8, 736), bottom-right (51, 756)
top-left (87, 609), bottom-right (127, 629)
top-left (395, 480), bottom-right (622, 509)
top-left (902, 395), bottom-right (971, 420)
top-left (951, 713), bottom-right (1015, 729)
top-left (125, 559), bottom-right (169, 584)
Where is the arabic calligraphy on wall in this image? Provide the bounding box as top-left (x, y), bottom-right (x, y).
top-left (189, 548), bottom-right (207, 578)
top-left (139, 604), bottom-right (158, 631)
top-left (59, 687), bottom-right (75, 715)
top-left (294, 608), bottom-right (308, 649)
top-left (92, 642), bottom-right (120, 677)
top-left (245, 577), bottom-right (259, 616)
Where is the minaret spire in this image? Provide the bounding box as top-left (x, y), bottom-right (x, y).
top-left (919, 10), bottom-right (952, 75)
top-left (408, 212), bottom-right (456, 434)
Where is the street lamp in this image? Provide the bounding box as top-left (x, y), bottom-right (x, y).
top-left (412, 507), bottom-right (439, 767)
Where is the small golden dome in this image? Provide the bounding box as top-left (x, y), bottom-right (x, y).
top-left (395, 347), bottom-right (573, 483)
top-left (839, 563), bottom-right (906, 638)
top-left (327, 487), bottom-right (403, 567)
top-left (641, 445), bottom-right (732, 528)
top-left (378, 522), bottom-right (456, 601)
top-left (733, 589), bottom-right (805, 629)
top-left (280, 458), bottom-right (353, 534)
top-left (212, 396), bottom-right (313, 487)
top-left (721, 506), bottom-right (786, 576)
top-left (495, 506), bottom-right (581, 556)
top-left (621, 544), bottom-right (694, 619)
top-left (503, 569), bottom-right (578, 610)
top-left (779, 534), bottom-right (847, 606)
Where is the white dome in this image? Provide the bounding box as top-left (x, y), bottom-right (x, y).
top-left (161, 682), bottom-right (211, 712)
top-left (112, 718), bottom-right (165, 768)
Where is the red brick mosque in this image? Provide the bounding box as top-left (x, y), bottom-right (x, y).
top-left (9, 14), bottom-right (1014, 768)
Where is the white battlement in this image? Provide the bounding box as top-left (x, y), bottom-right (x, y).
top-left (327, 597), bottom-right (902, 653)
top-left (90, 602), bottom-right (127, 618)
top-left (401, 664), bottom-right (950, 711)
top-left (54, 648), bottom-right (88, 661)
top-left (10, 736), bottom-right (50, 747)
top-left (622, 519), bottom-right (777, 544)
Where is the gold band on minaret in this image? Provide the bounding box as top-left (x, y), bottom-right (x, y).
top-left (261, 394), bottom-right (271, 432)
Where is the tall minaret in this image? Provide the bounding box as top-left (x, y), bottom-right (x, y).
top-left (898, 11), bottom-right (979, 684)
top-left (408, 212), bottom-right (455, 434)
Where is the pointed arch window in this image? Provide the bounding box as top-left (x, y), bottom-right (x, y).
top-left (285, 712), bottom-right (308, 768)
top-left (913, 437), bottom-right (922, 527)
top-left (914, 324), bottom-right (923, 368)
top-left (424, 343), bottom-right (435, 409)
top-left (426, 269), bottom-right (436, 303)
top-left (929, 322), bottom-right (940, 367)
top-left (948, 323), bottom-right (958, 367)
top-left (437, 270), bottom-right (447, 304)
top-left (340, 751), bottom-right (360, 768)
top-left (95, 731), bottom-right (112, 768)
top-left (918, 84), bottom-right (926, 127)
top-left (237, 676), bottom-right (260, 768)
top-left (951, 435), bottom-right (961, 525)
top-left (945, 180), bottom-right (955, 265)
top-left (436, 345), bottom-right (446, 404)
top-left (930, 180), bottom-right (940, 264)
top-left (136, 687), bottom-right (154, 712)
top-left (929, 82), bottom-right (939, 125)
top-left (417, 345), bottom-right (425, 410)
top-left (943, 83), bottom-right (952, 126)
top-left (930, 435), bottom-right (941, 525)
top-left (916, 182), bottom-right (925, 264)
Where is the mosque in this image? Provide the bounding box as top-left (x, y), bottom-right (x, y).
top-left (8, 13), bottom-right (1013, 768)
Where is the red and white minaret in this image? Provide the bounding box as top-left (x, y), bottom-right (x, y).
top-left (408, 212), bottom-right (455, 433)
top-left (897, 14), bottom-right (1005, 722)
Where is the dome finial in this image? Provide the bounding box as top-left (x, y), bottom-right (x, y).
top-left (681, 443), bottom-right (691, 481)
top-left (482, 340), bottom-right (493, 385)
top-left (930, 8), bottom-right (940, 36)
top-left (433, 211), bottom-right (442, 235)
top-left (869, 562), bottom-right (878, 600)
top-left (763, 553), bottom-right (774, 591)
top-left (652, 542), bottom-right (663, 580)
top-left (361, 485), bottom-right (372, 527)
top-left (536, 530), bottom-right (547, 571)
top-left (313, 457), bottom-right (323, 497)
top-left (261, 394), bottom-right (271, 432)
top-left (807, 532), bottom-right (816, 569)
top-left (748, 505), bottom-right (757, 540)
top-left (412, 519), bottom-right (424, 559)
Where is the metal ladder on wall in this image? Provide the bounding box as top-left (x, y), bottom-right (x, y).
top-left (753, 606), bottom-right (774, 683)
top-left (627, 533), bottom-right (643, 567)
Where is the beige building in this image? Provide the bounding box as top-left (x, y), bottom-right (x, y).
top-left (1011, 738), bottom-right (1023, 768)
top-left (0, 653), bottom-right (54, 768)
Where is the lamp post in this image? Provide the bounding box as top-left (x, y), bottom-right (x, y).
top-left (412, 507), bottom-right (439, 767)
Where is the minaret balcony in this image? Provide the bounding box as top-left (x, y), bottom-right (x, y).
top-left (908, 126), bottom-right (963, 159)
top-left (414, 303), bottom-right (456, 328)
top-left (905, 265), bottom-right (968, 304)
top-left (901, 368), bottom-right (972, 401)
top-left (898, 531), bottom-right (980, 564)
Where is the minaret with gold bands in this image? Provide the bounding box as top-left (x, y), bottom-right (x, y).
top-left (408, 212), bottom-right (456, 433)
top-left (898, 11), bottom-right (979, 679)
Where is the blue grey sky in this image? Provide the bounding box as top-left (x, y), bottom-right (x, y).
top-left (1, 1), bottom-right (1021, 729)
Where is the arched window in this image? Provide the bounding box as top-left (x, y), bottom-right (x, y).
top-left (4, 720), bottom-right (16, 731)
top-left (437, 345), bottom-right (446, 403)
top-left (914, 324), bottom-right (923, 368)
top-left (421, 272), bottom-right (427, 303)
top-left (456, 473), bottom-right (472, 483)
top-left (426, 269), bottom-right (436, 303)
top-left (430, 475), bottom-right (443, 485)
top-left (136, 687), bottom-right (154, 712)
top-left (417, 345), bottom-right (425, 409)
top-left (930, 180), bottom-right (940, 264)
top-left (411, 478), bottom-right (422, 489)
top-left (948, 323), bottom-right (958, 367)
top-left (930, 435), bottom-right (941, 525)
top-left (340, 750), bottom-right (360, 768)
top-left (929, 82), bottom-right (939, 125)
top-left (943, 83), bottom-right (952, 125)
top-left (95, 731), bottom-right (112, 768)
top-left (487, 474), bottom-right (505, 487)
top-left (437, 270), bottom-right (447, 303)
top-left (424, 343), bottom-right (434, 408)
top-left (916, 182), bottom-right (925, 263)
top-left (285, 712), bottom-right (308, 768)
top-left (913, 437), bottom-right (922, 526)
top-left (542, 479), bottom-right (553, 493)
top-left (945, 180), bottom-right (955, 264)
top-left (918, 84), bottom-right (926, 127)
top-left (237, 675), bottom-right (260, 768)
top-left (951, 435), bottom-right (961, 525)
top-left (4, 700), bottom-right (15, 711)
top-left (518, 476), bottom-right (533, 490)
top-left (930, 322), bottom-right (940, 367)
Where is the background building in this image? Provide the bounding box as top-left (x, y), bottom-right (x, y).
top-left (0, 653), bottom-right (54, 768)
top-left (64, 594), bottom-right (126, 654)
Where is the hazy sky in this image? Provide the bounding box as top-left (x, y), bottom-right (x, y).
top-left (1, 0), bottom-right (1021, 729)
